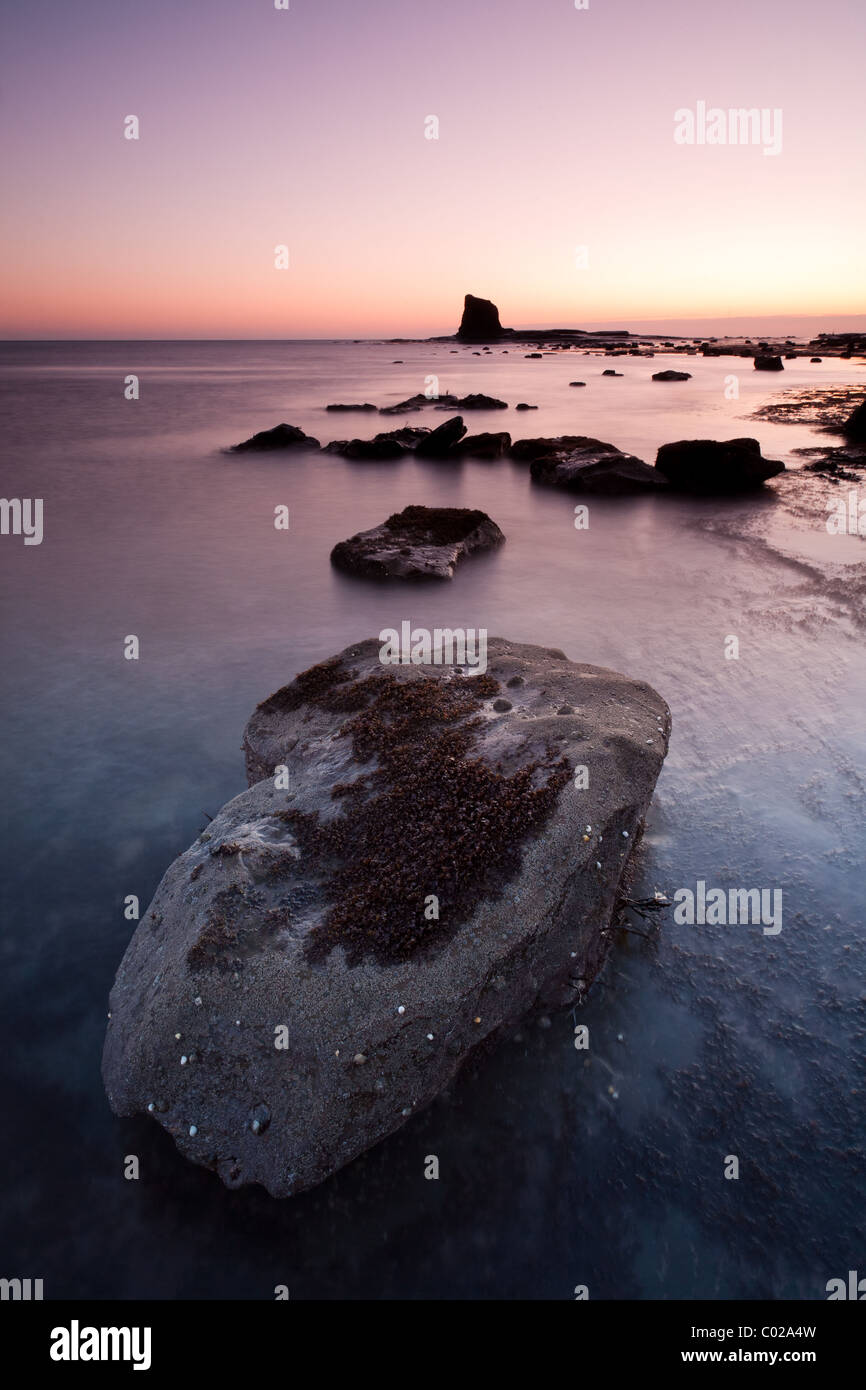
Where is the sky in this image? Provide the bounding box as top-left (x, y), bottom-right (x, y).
top-left (1, 0), bottom-right (864, 338)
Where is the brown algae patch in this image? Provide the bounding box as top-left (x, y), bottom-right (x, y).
top-left (265, 669), bottom-right (571, 965)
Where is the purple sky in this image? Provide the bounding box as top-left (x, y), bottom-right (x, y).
top-left (1, 0), bottom-right (864, 336)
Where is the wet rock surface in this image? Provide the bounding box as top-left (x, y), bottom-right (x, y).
top-left (330, 505), bottom-right (504, 580)
top-left (530, 441), bottom-right (666, 494)
top-left (103, 639), bottom-right (670, 1198)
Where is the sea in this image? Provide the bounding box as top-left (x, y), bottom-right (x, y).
top-left (0, 337), bottom-right (864, 1299)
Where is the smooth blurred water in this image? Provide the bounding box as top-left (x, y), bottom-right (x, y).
top-left (1, 339), bottom-right (864, 1299)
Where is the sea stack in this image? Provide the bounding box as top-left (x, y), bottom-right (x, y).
top-left (457, 294), bottom-right (505, 342)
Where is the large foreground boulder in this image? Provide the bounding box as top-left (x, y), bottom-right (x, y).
top-left (457, 293), bottom-right (505, 341)
top-left (655, 438), bottom-right (785, 493)
top-left (330, 506), bottom-right (504, 580)
top-left (103, 640), bottom-right (670, 1198)
top-left (230, 423), bottom-right (320, 452)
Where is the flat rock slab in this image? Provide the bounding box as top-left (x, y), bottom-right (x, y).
top-left (103, 640), bottom-right (670, 1198)
top-left (330, 505), bottom-right (504, 580)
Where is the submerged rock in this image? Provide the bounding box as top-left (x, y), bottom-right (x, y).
top-left (528, 439), bottom-right (666, 494)
top-left (330, 505), bottom-right (504, 580)
top-left (652, 370), bottom-right (692, 382)
top-left (230, 423), bottom-right (320, 452)
top-left (102, 639), bottom-right (670, 1197)
top-left (326, 403), bottom-right (378, 412)
top-left (655, 438), bottom-right (785, 493)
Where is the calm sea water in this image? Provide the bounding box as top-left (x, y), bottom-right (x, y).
top-left (1, 339), bottom-right (864, 1299)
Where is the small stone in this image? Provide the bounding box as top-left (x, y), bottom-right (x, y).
top-left (538, 1016), bottom-right (551, 1029)
top-left (427, 1033), bottom-right (434, 1040)
top-left (189, 1124), bottom-right (198, 1136)
top-left (401, 1106), bottom-right (412, 1116)
top-left (622, 830), bottom-right (629, 837)
top-left (397, 1005), bottom-right (405, 1015)
top-left (194, 996), bottom-right (202, 1006)
top-left (473, 1016), bottom-right (481, 1024)
top-left (147, 1102), bottom-right (155, 1112)
top-left (174, 1033), bottom-right (181, 1040)
top-left (353, 1053), bottom-right (366, 1065)
top-left (180, 1055), bottom-right (188, 1065)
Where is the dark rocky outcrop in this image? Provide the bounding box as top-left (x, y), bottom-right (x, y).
top-left (511, 435), bottom-right (593, 463)
top-left (515, 402), bottom-right (538, 410)
top-left (655, 438), bottom-right (785, 493)
top-left (330, 506), bottom-right (504, 580)
top-left (380, 393), bottom-right (460, 415)
top-left (652, 370), bottom-right (692, 382)
top-left (437, 393), bottom-right (508, 411)
top-left (415, 415), bottom-right (467, 457)
top-left (754, 355), bottom-right (784, 371)
top-left (324, 428), bottom-right (429, 461)
top-left (457, 294), bottom-right (505, 341)
top-left (453, 432), bottom-right (511, 459)
top-left (103, 639), bottom-right (670, 1198)
top-left (602, 369), bottom-right (623, 377)
top-left (842, 398), bottom-right (866, 443)
top-left (230, 423), bottom-right (320, 452)
top-left (569, 381), bottom-right (586, 387)
top-left (527, 439), bottom-right (666, 495)
top-left (326, 403), bottom-right (378, 413)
